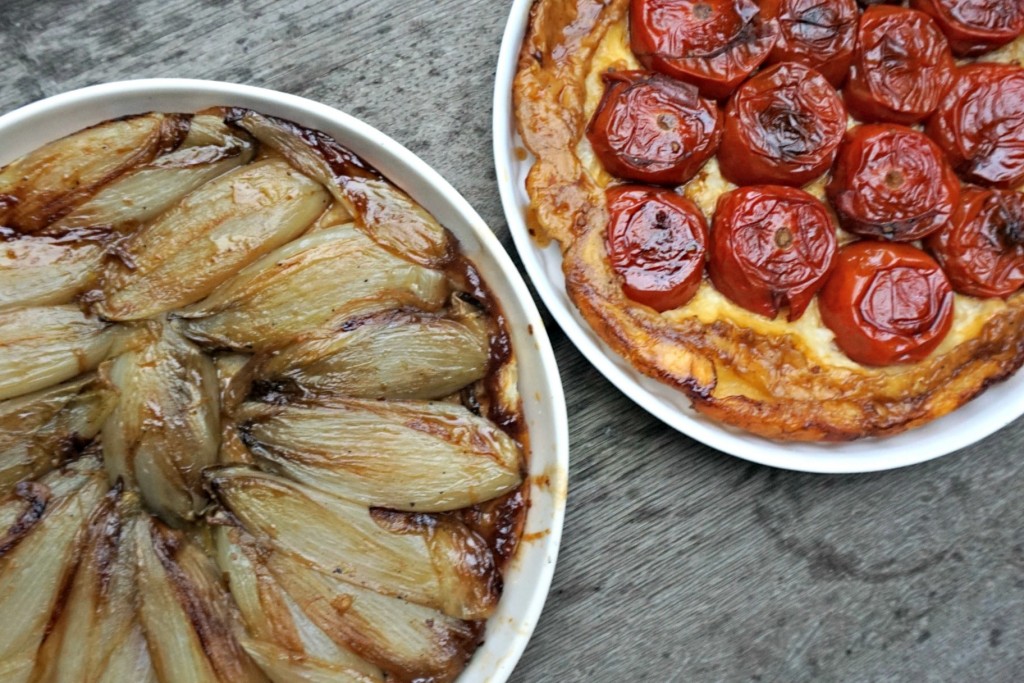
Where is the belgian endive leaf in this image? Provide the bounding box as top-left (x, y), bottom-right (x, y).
top-left (102, 322), bottom-right (219, 526)
top-left (31, 487), bottom-right (143, 683)
top-left (0, 372), bottom-right (116, 497)
top-left (0, 113), bottom-right (188, 233)
top-left (135, 517), bottom-right (268, 683)
top-left (0, 305), bottom-right (122, 401)
top-left (48, 116), bottom-right (255, 235)
top-left (207, 467), bottom-right (500, 619)
top-left (231, 110), bottom-right (451, 267)
top-left (0, 468), bottom-right (107, 683)
top-left (236, 396), bottom-right (522, 512)
top-left (94, 620), bottom-right (158, 683)
top-left (252, 305), bottom-right (490, 400)
top-left (95, 159), bottom-right (329, 320)
top-left (0, 232), bottom-right (105, 309)
top-left (178, 225), bottom-right (448, 352)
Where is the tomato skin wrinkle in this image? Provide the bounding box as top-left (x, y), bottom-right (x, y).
top-left (587, 70), bottom-right (722, 185)
top-left (827, 124), bottom-right (961, 242)
top-left (708, 185), bottom-right (838, 321)
top-left (843, 6), bottom-right (955, 124)
top-left (630, 0), bottom-right (780, 99)
top-left (910, 0), bottom-right (1024, 56)
top-left (926, 63), bottom-right (1024, 189)
top-left (718, 62), bottom-right (846, 187)
top-left (819, 241), bottom-right (954, 366)
top-left (605, 185), bottom-right (708, 312)
top-left (926, 186), bottom-right (1024, 298)
top-left (761, 0), bottom-right (859, 86)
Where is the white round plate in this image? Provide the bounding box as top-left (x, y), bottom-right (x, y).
top-left (0, 78), bottom-right (568, 683)
top-left (493, 0), bottom-right (1024, 473)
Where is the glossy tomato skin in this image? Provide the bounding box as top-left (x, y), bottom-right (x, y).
top-left (910, 0), bottom-right (1024, 56)
top-left (926, 63), bottom-right (1024, 189)
top-left (819, 241), bottom-right (954, 366)
top-left (925, 186), bottom-right (1024, 298)
top-left (718, 63), bottom-right (846, 187)
top-left (586, 71), bottom-right (722, 186)
top-left (605, 185), bottom-right (708, 312)
top-left (630, 0), bottom-right (780, 100)
top-left (827, 124), bottom-right (961, 241)
top-left (843, 6), bottom-right (955, 124)
top-left (708, 185), bottom-right (838, 321)
top-left (761, 0), bottom-right (859, 86)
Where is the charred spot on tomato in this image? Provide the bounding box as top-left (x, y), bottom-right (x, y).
top-left (819, 241), bottom-right (954, 366)
top-left (630, 0), bottom-right (780, 99)
top-left (605, 185), bottom-right (708, 313)
top-left (827, 124), bottom-right (960, 242)
top-left (910, 0), bottom-right (1024, 56)
top-left (761, 0), bottom-right (859, 86)
top-left (586, 71), bottom-right (722, 185)
top-left (926, 186), bottom-right (1024, 298)
top-left (843, 6), bottom-right (955, 124)
top-left (718, 62), bottom-right (846, 187)
top-left (708, 185), bottom-right (837, 321)
top-left (926, 63), bottom-right (1024, 189)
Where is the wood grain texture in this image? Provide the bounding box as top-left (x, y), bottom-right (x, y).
top-left (1, 1), bottom-right (1022, 680)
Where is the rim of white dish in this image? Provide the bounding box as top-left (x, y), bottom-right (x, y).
top-left (493, 1), bottom-right (1024, 474)
top-left (0, 78), bottom-right (568, 683)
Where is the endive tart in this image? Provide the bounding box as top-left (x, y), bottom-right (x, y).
top-left (0, 107), bottom-right (529, 683)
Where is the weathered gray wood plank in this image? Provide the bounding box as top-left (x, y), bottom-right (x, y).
top-left (1, 1), bottom-right (1022, 680)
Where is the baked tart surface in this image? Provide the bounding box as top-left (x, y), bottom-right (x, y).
top-left (514, 0), bottom-right (1024, 441)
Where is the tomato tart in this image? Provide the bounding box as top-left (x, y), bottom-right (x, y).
top-left (513, 0), bottom-right (1024, 441)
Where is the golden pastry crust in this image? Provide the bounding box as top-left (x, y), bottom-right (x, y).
top-left (513, 0), bottom-right (1024, 441)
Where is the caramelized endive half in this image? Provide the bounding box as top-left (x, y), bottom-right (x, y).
top-left (0, 465), bottom-right (107, 683)
top-left (48, 116), bottom-right (256, 235)
top-left (235, 396), bottom-right (523, 512)
top-left (0, 231), bottom-right (106, 309)
top-left (240, 638), bottom-right (383, 683)
top-left (0, 305), bottom-right (123, 401)
top-left (215, 523), bottom-right (478, 682)
top-left (134, 517), bottom-right (268, 683)
top-left (178, 225), bottom-right (449, 352)
top-left (213, 525), bottom-right (384, 682)
top-left (95, 159), bottom-right (329, 320)
top-left (0, 113), bottom-right (188, 233)
top-left (206, 466), bottom-right (500, 619)
top-left (102, 321), bottom-right (219, 527)
top-left (230, 109), bottom-right (452, 268)
top-left (31, 486), bottom-right (145, 683)
top-left (0, 373), bottom-right (116, 497)
top-left (250, 301), bottom-right (491, 400)
top-left (264, 548), bottom-right (480, 682)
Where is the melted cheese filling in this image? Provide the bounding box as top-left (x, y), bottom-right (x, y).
top-left (577, 20), bottom-right (1022, 380)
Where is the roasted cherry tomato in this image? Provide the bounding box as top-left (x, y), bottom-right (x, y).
top-left (605, 185), bottom-right (708, 312)
top-left (926, 63), bottom-right (1024, 189)
top-left (586, 71), bottom-right (722, 186)
top-left (708, 185), bottom-right (837, 320)
top-left (629, 0), bottom-right (780, 100)
top-left (925, 186), bottom-right (1024, 298)
top-left (761, 0), bottom-right (858, 86)
top-left (843, 6), bottom-right (955, 124)
top-left (819, 241), bottom-right (954, 366)
top-left (827, 124), bottom-right (961, 241)
top-left (910, 0), bottom-right (1024, 56)
top-left (718, 63), bottom-right (846, 187)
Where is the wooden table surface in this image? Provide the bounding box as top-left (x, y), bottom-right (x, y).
top-left (2, 1), bottom-right (1022, 680)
